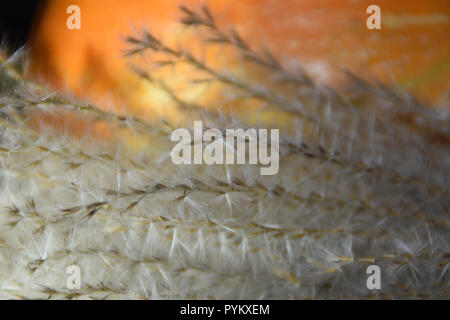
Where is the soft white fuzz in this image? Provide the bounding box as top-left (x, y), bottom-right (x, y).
top-left (0, 35), bottom-right (449, 299)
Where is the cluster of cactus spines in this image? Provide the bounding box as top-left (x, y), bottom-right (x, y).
top-left (0, 5), bottom-right (448, 299)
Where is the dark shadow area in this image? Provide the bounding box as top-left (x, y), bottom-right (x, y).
top-left (0, 0), bottom-right (45, 52)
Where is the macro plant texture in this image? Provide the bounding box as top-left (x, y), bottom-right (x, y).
top-left (0, 4), bottom-right (449, 299)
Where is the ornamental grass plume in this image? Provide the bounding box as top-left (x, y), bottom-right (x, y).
top-left (0, 5), bottom-right (448, 299)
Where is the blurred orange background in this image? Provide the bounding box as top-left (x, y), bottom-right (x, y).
top-left (29, 0), bottom-right (449, 124)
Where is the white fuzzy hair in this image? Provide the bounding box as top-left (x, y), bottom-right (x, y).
top-left (0, 38), bottom-right (449, 300)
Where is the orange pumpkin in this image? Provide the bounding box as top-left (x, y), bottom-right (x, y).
top-left (29, 0), bottom-right (449, 123)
